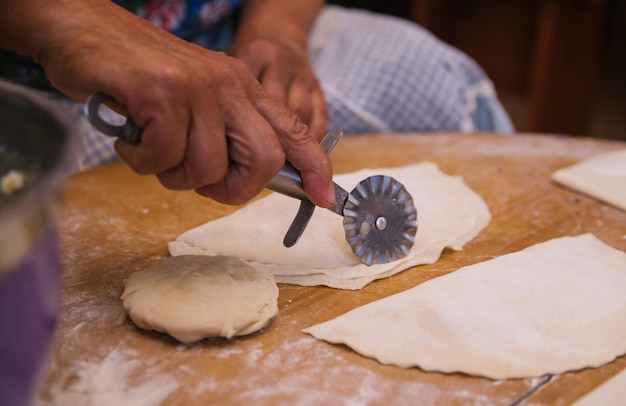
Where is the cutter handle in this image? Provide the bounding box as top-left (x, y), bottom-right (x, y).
top-left (267, 162), bottom-right (307, 201)
top-left (84, 92), bottom-right (142, 144)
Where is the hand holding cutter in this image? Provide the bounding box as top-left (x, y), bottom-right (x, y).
top-left (85, 92), bottom-right (418, 265)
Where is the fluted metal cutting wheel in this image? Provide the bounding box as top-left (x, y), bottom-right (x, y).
top-left (342, 175), bottom-right (418, 266)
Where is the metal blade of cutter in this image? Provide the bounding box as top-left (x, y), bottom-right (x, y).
top-left (267, 129), bottom-right (418, 266)
top-left (342, 175), bottom-right (417, 265)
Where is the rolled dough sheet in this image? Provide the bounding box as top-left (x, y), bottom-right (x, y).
top-left (552, 148), bottom-right (626, 211)
top-left (169, 162), bottom-right (491, 290)
top-left (121, 255), bottom-right (279, 342)
top-left (303, 234), bottom-right (626, 379)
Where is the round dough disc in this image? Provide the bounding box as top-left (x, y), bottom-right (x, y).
top-left (122, 255), bottom-right (279, 342)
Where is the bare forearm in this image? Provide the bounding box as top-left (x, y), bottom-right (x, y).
top-left (0, 0), bottom-right (179, 101)
top-left (0, 0), bottom-right (101, 58)
top-left (235, 0), bottom-right (325, 50)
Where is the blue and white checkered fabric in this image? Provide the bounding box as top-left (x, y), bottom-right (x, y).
top-left (48, 97), bottom-right (118, 171)
top-left (310, 6), bottom-right (514, 134)
top-left (56, 5), bottom-right (514, 170)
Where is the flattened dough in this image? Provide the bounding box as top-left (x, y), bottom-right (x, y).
top-left (121, 255), bottom-right (279, 342)
top-left (553, 148), bottom-right (626, 211)
top-left (303, 234), bottom-right (626, 379)
top-left (169, 163), bottom-right (490, 290)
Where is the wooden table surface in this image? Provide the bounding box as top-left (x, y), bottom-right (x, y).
top-left (37, 133), bottom-right (626, 405)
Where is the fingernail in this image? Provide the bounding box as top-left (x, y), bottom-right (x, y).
top-left (326, 183), bottom-right (336, 207)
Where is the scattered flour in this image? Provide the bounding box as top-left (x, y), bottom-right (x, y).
top-left (38, 347), bottom-right (179, 406)
top-left (216, 336), bottom-right (507, 406)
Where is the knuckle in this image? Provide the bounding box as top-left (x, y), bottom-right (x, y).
top-left (215, 57), bottom-right (250, 86)
top-left (151, 66), bottom-right (190, 94)
top-left (156, 170), bottom-right (182, 190)
top-left (156, 159), bottom-right (228, 192)
top-left (228, 56), bottom-right (251, 72)
top-left (284, 113), bottom-right (309, 139)
top-left (253, 144), bottom-right (286, 180)
top-left (187, 159), bottom-right (228, 189)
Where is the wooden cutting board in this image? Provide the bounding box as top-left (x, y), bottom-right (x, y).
top-left (37, 133), bottom-right (626, 405)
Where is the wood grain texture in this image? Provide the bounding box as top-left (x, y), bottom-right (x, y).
top-left (37, 133), bottom-right (626, 405)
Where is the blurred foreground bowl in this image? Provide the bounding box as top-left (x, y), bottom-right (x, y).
top-left (0, 80), bottom-right (78, 406)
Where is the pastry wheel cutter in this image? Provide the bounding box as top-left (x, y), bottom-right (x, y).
top-left (85, 92), bottom-right (418, 265)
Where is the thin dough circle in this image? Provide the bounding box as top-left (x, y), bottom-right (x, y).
top-left (168, 163), bottom-right (491, 290)
top-left (303, 234), bottom-right (626, 379)
top-left (122, 255), bottom-right (279, 342)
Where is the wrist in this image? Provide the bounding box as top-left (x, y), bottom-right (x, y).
top-left (235, 21), bottom-right (309, 53)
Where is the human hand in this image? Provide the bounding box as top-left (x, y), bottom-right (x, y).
top-left (228, 37), bottom-right (329, 143)
top-left (26, 1), bottom-right (335, 207)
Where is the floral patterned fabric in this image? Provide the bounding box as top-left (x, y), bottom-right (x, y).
top-left (114, 0), bottom-right (245, 49)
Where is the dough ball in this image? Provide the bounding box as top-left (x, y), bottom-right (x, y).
top-left (121, 255), bottom-right (279, 342)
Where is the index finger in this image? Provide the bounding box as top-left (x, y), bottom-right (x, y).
top-left (255, 93), bottom-right (335, 208)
